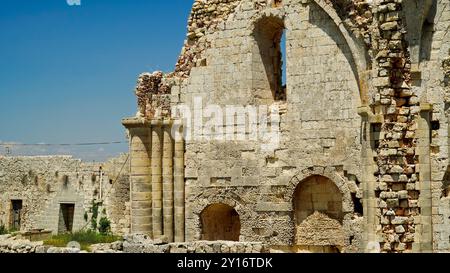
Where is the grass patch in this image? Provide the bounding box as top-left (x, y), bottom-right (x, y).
top-left (44, 230), bottom-right (121, 252)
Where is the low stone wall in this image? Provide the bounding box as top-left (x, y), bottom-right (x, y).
top-left (0, 234), bottom-right (43, 253)
top-left (92, 235), bottom-right (269, 253)
top-left (0, 234), bottom-right (104, 253)
top-left (121, 235), bottom-right (269, 254)
top-left (0, 234), bottom-right (269, 254)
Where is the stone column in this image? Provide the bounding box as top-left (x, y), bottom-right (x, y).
top-left (122, 119), bottom-right (152, 236)
top-left (358, 106), bottom-right (380, 252)
top-left (162, 120), bottom-right (174, 242)
top-left (174, 124), bottom-right (185, 242)
top-left (415, 103), bottom-right (433, 252)
top-left (151, 120), bottom-right (163, 238)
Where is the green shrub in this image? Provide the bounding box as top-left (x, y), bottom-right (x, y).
top-left (0, 224), bottom-right (8, 235)
top-left (98, 217), bottom-right (111, 235)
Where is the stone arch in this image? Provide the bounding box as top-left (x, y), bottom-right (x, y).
top-left (286, 167), bottom-right (353, 213)
top-left (189, 189), bottom-right (255, 241)
top-left (200, 203), bottom-right (241, 241)
top-left (311, 0), bottom-right (370, 105)
top-left (293, 175), bottom-right (343, 223)
top-left (246, 1), bottom-right (369, 104)
top-left (288, 167), bottom-right (352, 252)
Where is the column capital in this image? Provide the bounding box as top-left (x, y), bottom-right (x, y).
top-left (357, 106), bottom-right (383, 124)
top-left (122, 117), bottom-right (151, 128)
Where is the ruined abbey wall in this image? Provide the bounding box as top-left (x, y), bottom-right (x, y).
top-left (123, 0), bottom-right (450, 253)
top-left (177, 0), bottom-right (364, 252)
top-left (2, 0), bottom-right (446, 253)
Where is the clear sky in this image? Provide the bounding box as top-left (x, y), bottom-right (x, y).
top-left (0, 0), bottom-right (194, 161)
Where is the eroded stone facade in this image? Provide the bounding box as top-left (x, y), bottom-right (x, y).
top-left (0, 155), bottom-right (130, 236)
top-left (1, 0), bottom-right (449, 254)
top-left (122, 0), bottom-right (450, 253)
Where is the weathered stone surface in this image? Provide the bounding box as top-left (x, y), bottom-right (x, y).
top-left (0, 155), bottom-right (130, 236)
top-left (2, 0), bottom-right (450, 254)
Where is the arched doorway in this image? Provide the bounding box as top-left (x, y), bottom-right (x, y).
top-left (293, 175), bottom-right (345, 253)
top-left (200, 203), bottom-right (241, 241)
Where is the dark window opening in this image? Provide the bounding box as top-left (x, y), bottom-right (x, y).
top-left (351, 193), bottom-right (364, 216)
top-left (62, 175), bottom-right (69, 188)
top-left (431, 120), bottom-right (440, 130)
top-left (349, 235), bottom-right (355, 244)
top-left (58, 203), bottom-right (75, 234)
top-left (10, 200), bottom-right (22, 231)
top-left (253, 16), bottom-right (287, 102)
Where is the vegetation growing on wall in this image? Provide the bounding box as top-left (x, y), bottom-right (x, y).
top-left (87, 200), bottom-right (112, 235)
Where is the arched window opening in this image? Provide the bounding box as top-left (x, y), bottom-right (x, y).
top-left (253, 17), bottom-right (287, 102)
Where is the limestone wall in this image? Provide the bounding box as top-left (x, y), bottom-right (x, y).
top-left (102, 154), bottom-right (131, 235)
top-left (124, 0), bottom-right (450, 253)
top-left (0, 155), bottom-right (130, 235)
top-left (174, 0), bottom-right (364, 252)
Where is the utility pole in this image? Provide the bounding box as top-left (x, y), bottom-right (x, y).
top-left (99, 166), bottom-right (103, 201)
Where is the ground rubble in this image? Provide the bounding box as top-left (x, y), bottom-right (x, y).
top-left (0, 234), bottom-right (269, 254)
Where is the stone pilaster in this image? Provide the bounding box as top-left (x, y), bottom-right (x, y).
top-left (151, 120), bottom-right (163, 238)
top-left (174, 124), bottom-right (185, 242)
top-left (358, 106), bottom-right (380, 252)
top-left (162, 120), bottom-right (174, 242)
top-left (414, 103), bottom-right (433, 252)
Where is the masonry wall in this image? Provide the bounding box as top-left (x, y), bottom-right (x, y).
top-left (174, 0), bottom-right (364, 252)
top-left (0, 155), bottom-right (130, 235)
top-left (123, 0), bottom-right (450, 253)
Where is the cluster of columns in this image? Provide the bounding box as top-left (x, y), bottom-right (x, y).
top-left (123, 118), bottom-right (185, 242)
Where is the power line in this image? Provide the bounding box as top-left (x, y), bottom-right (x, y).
top-left (0, 141), bottom-right (127, 147)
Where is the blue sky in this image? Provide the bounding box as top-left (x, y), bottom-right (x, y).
top-left (0, 0), bottom-right (194, 161)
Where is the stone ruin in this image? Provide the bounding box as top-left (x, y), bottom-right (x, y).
top-left (121, 0), bottom-right (450, 253)
top-left (3, 0), bottom-right (450, 253)
top-left (0, 155), bottom-right (131, 237)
